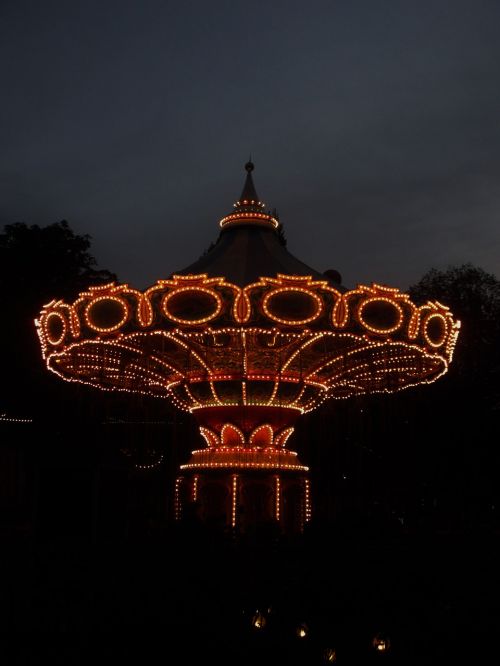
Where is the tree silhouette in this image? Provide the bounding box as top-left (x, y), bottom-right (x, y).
top-left (0, 221), bottom-right (116, 416)
top-left (405, 263), bottom-right (500, 530)
top-left (0, 221), bottom-right (116, 306)
top-left (409, 263), bottom-right (500, 401)
top-left (307, 263), bottom-right (500, 534)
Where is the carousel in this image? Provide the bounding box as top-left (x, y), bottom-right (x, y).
top-left (36, 162), bottom-right (459, 533)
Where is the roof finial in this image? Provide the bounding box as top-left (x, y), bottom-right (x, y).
top-left (218, 160), bottom-right (279, 231)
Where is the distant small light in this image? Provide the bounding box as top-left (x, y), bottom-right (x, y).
top-left (372, 635), bottom-right (390, 653)
top-left (296, 622), bottom-right (308, 639)
top-left (251, 611), bottom-right (266, 630)
top-left (324, 647), bottom-right (337, 662)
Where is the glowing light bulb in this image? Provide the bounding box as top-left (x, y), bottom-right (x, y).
top-left (251, 611), bottom-right (266, 630)
top-left (324, 648), bottom-right (337, 663)
top-left (296, 623), bottom-right (308, 639)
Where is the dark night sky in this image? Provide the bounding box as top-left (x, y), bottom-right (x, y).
top-left (1, 0), bottom-right (499, 290)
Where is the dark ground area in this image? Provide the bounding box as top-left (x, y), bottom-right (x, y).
top-left (1, 383), bottom-right (500, 665)
top-left (1, 525), bottom-right (499, 665)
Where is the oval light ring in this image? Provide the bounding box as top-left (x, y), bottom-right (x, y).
top-left (162, 287), bottom-right (223, 325)
top-left (45, 311), bottom-right (67, 345)
top-left (358, 297), bottom-right (403, 334)
top-left (423, 313), bottom-right (448, 348)
top-left (263, 288), bottom-right (323, 325)
top-left (85, 296), bottom-right (129, 333)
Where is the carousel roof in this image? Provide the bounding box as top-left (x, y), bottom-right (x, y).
top-left (176, 161), bottom-right (340, 288)
top-left (177, 224), bottom-right (328, 287)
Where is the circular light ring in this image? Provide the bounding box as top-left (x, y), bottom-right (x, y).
top-left (233, 290), bottom-right (251, 323)
top-left (85, 296), bottom-right (129, 333)
top-left (138, 296), bottom-right (154, 327)
top-left (219, 212), bottom-right (279, 229)
top-left (262, 288), bottom-right (323, 325)
top-left (332, 297), bottom-right (348, 328)
top-left (45, 311), bottom-right (67, 345)
top-left (358, 297), bottom-right (404, 334)
top-left (423, 312), bottom-right (448, 348)
top-left (162, 287), bottom-right (223, 325)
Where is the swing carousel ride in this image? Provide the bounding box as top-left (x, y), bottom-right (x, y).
top-left (36, 162), bottom-right (459, 533)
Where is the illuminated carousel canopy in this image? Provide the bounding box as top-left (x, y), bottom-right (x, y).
top-left (36, 162), bottom-right (460, 532)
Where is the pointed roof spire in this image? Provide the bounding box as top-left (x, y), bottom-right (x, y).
top-left (239, 158), bottom-right (259, 203)
top-left (219, 160), bottom-right (279, 231)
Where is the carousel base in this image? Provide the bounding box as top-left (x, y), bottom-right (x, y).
top-left (175, 448), bottom-right (311, 534)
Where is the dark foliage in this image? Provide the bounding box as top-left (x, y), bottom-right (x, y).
top-left (296, 263), bottom-right (500, 539)
top-left (0, 221), bottom-right (116, 415)
top-left (0, 221), bottom-right (116, 307)
top-left (409, 262), bottom-right (500, 316)
top-left (409, 263), bottom-right (500, 401)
